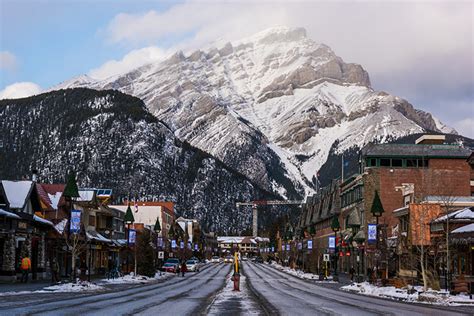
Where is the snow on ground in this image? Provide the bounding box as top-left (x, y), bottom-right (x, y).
top-left (100, 272), bottom-right (173, 284)
top-left (207, 271), bottom-right (260, 315)
top-left (0, 280), bottom-right (107, 295)
top-left (269, 262), bottom-right (336, 283)
top-left (39, 281), bottom-right (104, 293)
top-left (341, 282), bottom-right (474, 306)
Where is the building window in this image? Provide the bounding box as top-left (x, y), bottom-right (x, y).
top-left (417, 159), bottom-right (429, 168)
top-left (406, 159), bottom-right (417, 167)
top-left (380, 158), bottom-right (391, 167)
top-left (89, 215), bottom-right (96, 226)
top-left (392, 159), bottom-right (403, 167)
top-left (368, 158), bottom-right (377, 167)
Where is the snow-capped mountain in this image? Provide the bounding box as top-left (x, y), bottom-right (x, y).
top-left (54, 26), bottom-right (456, 197)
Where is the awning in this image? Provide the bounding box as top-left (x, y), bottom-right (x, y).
top-left (0, 208), bottom-right (21, 219)
top-left (393, 206), bottom-right (409, 217)
top-left (33, 214), bottom-right (54, 227)
top-left (346, 209), bottom-right (361, 227)
top-left (353, 230), bottom-right (366, 243)
top-left (86, 231), bottom-right (112, 244)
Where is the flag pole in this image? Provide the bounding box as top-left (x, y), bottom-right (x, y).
top-left (341, 153), bottom-right (344, 182)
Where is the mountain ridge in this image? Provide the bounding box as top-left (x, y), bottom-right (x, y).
top-left (50, 26), bottom-right (457, 197)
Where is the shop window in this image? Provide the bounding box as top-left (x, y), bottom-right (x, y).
top-left (380, 159), bottom-right (391, 167)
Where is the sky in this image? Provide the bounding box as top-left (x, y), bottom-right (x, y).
top-left (0, 0), bottom-right (473, 137)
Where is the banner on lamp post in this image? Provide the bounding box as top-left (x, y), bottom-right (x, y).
top-left (328, 236), bottom-right (336, 249)
top-left (180, 241), bottom-right (184, 249)
top-left (368, 224), bottom-right (377, 244)
top-left (194, 243), bottom-right (198, 251)
top-left (128, 229), bottom-right (136, 244)
top-left (307, 240), bottom-right (313, 250)
top-left (271, 246), bottom-right (274, 252)
top-left (70, 210), bottom-right (81, 233)
top-left (286, 244), bottom-right (290, 251)
top-left (157, 237), bottom-right (163, 248)
top-left (171, 240), bottom-right (177, 249)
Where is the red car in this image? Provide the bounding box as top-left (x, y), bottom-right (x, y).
top-left (161, 258), bottom-right (180, 273)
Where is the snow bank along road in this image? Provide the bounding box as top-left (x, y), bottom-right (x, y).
top-left (0, 263), bottom-right (231, 315)
top-left (243, 261), bottom-right (472, 316)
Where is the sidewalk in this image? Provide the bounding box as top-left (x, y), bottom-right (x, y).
top-left (0, 275), bottom-right (103, 294)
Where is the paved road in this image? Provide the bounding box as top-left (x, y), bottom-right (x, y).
top-left (243, 261), bottom-right (472, 316)
top-left (0, 263), bottom-right (231, 316)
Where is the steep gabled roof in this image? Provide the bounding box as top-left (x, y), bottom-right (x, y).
top-left (1, 180), bottom-right (34, 210)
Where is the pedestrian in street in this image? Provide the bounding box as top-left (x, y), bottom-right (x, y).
top-left (181, 261), bottom-right (187, 277)
top-left (176, 264), bottom-right (180, 276)
top-left (20, 256), bottom-right (31, 283)
top-left (51, 258), bottom-right (60, 284)
top-left (349, 266), bottom-right (355, 282)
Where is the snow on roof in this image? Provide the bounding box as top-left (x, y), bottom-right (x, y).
top-left (0, 208), bottom-right (20, 219)
top-left (86, 231), bottom-right (111, 243)
top-left (48, 192), bottom-right (62, 210)
top-left (1, 180), bottom-right (33, 209)
top-left (55, 218), bottom-right (68, 234)
top-left (433, 207), bottom-right (474, 223)
top-left (452, 223), bottom-right (474, 234)
top-left (217, 236), bottom-right (245, 244)
top-left (77, 190), bottom-right (95, 202)
top-left (254, 237), bottom-right (270, 242)
top-left (218, 236), bottom-right (269, 244)
top-left (33, 214), bottom-right (54, 226)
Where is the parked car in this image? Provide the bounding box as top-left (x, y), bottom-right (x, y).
top-left (241, 256), bottom-right (248, 261)
top-left (255, 256), bottom-right (264, 263)
top-left (162, 258), bottom-right (180, 272)
top-left (211, 256), bottom-right (220, 263)
top-left (224, 255), bottom-right (233, 263)
top-left (186, 259), bottom-right (201, 272)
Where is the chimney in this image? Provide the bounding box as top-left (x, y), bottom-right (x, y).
top-left (415, 134), bottom-right (446, 145)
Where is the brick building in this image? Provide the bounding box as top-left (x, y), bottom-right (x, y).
top-left (296, 135), bottom-right (473, 282)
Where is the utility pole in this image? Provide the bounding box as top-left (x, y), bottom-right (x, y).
top-left (236, 200), bottom-right (304, 237)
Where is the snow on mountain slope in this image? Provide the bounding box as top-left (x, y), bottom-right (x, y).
top-left (54, 26), bottom-right (456, 198)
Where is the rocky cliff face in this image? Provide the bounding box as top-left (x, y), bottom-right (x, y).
top-left (0, 88), bottom-right (280, 233)
top-left (54, 26), bottom-right (456, 196)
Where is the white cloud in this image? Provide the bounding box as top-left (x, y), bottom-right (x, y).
top-left (0, 51), bottom-right (18, 72)
top-left (0, 82), bottom-right (42, 100)
top-left (88, 46), bottom-right (169, 79)
top-left (94, 1), bottom-right (473, 135)
top-left (454, 118), bottom-right (474, 139)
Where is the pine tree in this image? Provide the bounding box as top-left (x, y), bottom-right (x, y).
top-left (136, 230), bottom-right (155, 277)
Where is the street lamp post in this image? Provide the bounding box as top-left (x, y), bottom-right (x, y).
top-left (370, 190), bottom-right (384, 279)
top-left (154, 217), bottom-right (161, 272)
top-left (123, 203), bottom-right (135, 274)
top-left (331, 215), bottom-right (340, 282)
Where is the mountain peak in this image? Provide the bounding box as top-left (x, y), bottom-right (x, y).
top-left (241, 26), bottom-right (307, 45)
